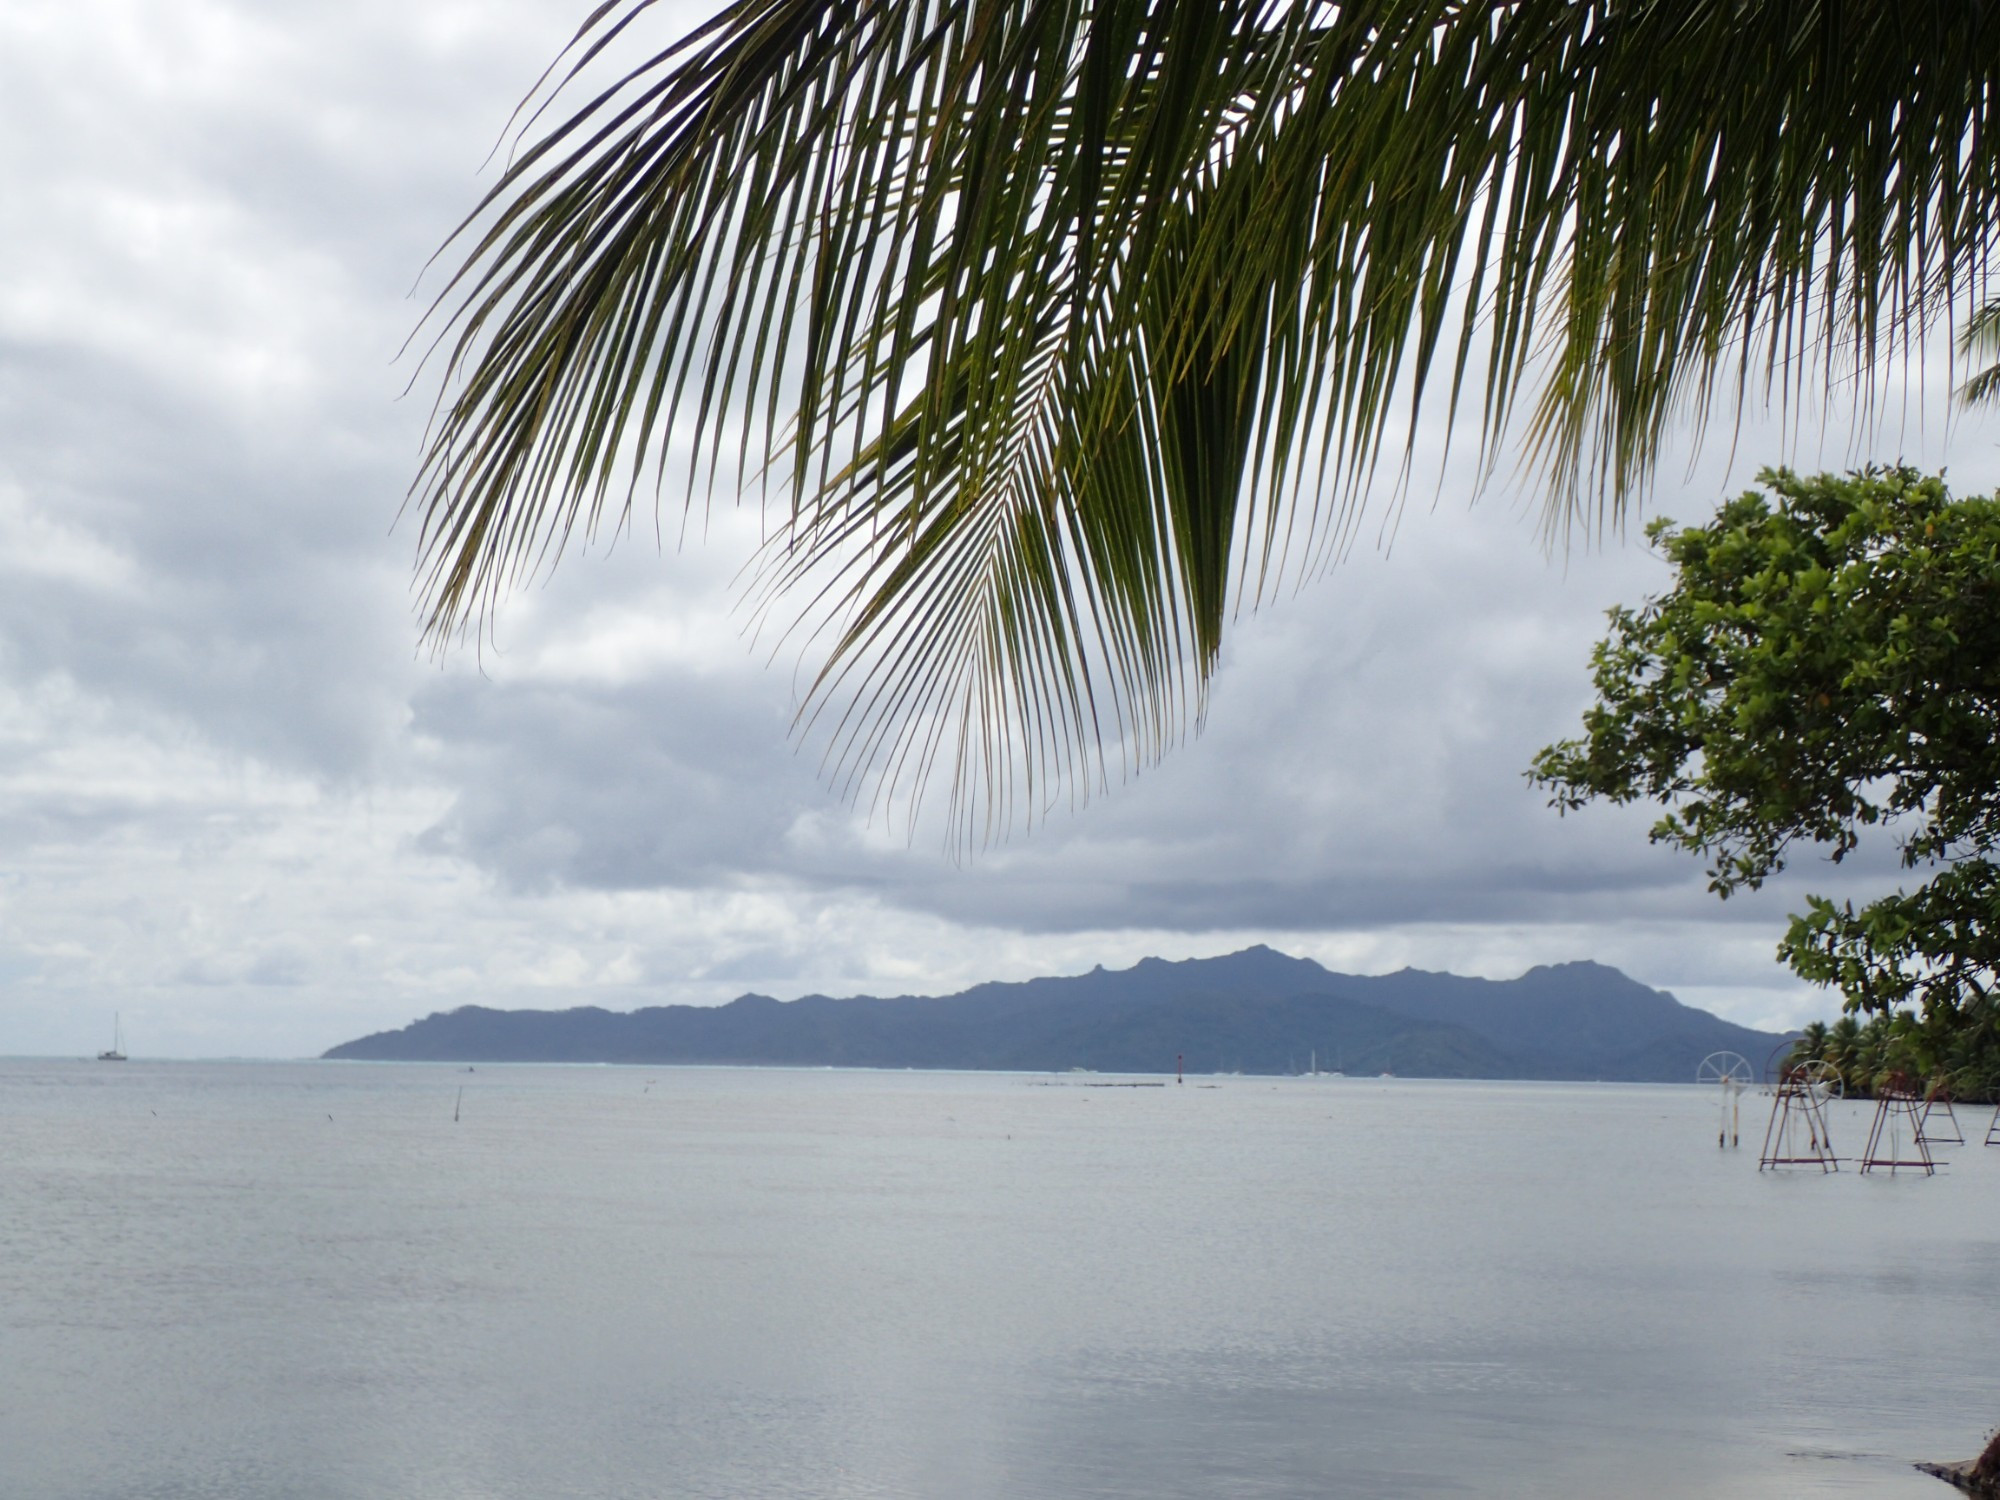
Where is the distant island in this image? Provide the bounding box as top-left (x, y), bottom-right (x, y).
top-left (323, 947), bottom-right (1791, 1083)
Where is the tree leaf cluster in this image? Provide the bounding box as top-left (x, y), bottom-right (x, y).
top-left (1532, 467), bottom-right (2000, 1045)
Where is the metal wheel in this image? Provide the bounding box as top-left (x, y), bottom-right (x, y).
top-left (1697, 1051), bottom-right (1754, 1088)
top-left (1795, 1058), bottom-right (1843, 1103)
top-left (1763, 1037), bottom-right (1802, 1085)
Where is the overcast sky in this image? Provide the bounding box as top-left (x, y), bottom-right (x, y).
top-left (5, 0), bottom-right (1998, 1058)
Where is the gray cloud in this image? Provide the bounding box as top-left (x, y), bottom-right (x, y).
top-left (411, 669), bottom-right (827, 891)
top-left (399, 508), bottom-right (1712, 937)
top-left (0, 346), bottom-right (413, 780)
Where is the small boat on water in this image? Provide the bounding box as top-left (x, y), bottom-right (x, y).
top-left (97, 1013), bottom-right (127, 1062)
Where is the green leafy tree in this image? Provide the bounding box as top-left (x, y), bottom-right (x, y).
top-left (1557, 467), bottom-right (1999, 1500)
top-left (412, 1), bottom-right (2000, 834)
top-left (1531, 468), bottom-right (2000, 1103)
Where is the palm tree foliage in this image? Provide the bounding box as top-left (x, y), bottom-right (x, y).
top-left (1786, 1000), bottom-right (2000, 1104)
top-left (413, 0), bottom-right (2000, 836)
top-left (1963, 299), bottom-right (2000, 407)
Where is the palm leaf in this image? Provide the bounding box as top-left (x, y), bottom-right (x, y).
top-left (411, 0), bottom-right (2000, 840)
top-left (1960, 299), bottom-right (2000, 406)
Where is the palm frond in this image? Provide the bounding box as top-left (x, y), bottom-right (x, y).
top-left (411, 0), bottom-right (2000, 840)
top-left (1960, 299), bottom-right (2000, 406)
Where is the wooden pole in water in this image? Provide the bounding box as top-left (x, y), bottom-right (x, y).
top-left (454, 1086), bottom-right (462, 1123)
top-left (1176, 1054), bottom-right (1183, 1085)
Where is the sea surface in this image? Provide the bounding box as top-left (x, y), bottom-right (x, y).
top-left (2, 1060), bottom-right (1994, 1499)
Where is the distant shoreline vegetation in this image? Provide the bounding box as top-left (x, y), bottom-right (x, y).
top-left (1784, 1013), bottom-right (1999, 1105)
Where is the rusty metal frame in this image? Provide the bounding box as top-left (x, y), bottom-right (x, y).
top-left (1758, 1065), bottom-right (1838, 1172)
top-left (1860, 1074), bottom-right (1936, 1176)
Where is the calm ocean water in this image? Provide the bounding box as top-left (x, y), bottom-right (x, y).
top-left (2, 1059), bottom-right (1993, 1499)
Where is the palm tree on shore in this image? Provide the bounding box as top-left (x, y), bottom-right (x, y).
top-left (1787, 1021), bottom-right (1829, 1073)
top-left (1826, 1014), bottom-right (1862, 1088)
top-left (412, 1), bottom-right (2000, 837)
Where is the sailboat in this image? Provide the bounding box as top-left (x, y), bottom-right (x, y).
top-left (97, 1013), bottom-right (127, 1062)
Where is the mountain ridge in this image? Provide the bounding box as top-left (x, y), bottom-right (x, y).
top-left (323, 947), bottom-right (1790, 1082)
